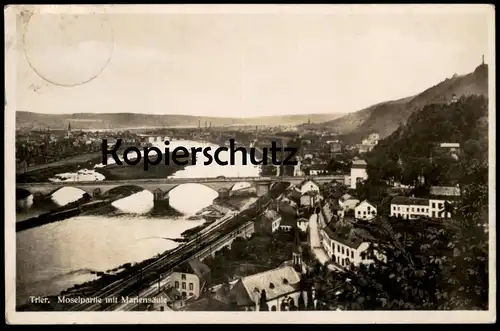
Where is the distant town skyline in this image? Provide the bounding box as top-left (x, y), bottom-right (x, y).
top-left (11, 5), bottom-right (492, 117)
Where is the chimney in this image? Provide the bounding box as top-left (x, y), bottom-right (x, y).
top-left (482, 54), bottom-right (485, 65)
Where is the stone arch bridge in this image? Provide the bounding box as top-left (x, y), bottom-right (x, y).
top-left (17, 175), bottom-right (344, 202)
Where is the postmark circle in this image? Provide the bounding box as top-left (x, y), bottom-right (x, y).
top-left (23, 12), bottom-right (114, 87)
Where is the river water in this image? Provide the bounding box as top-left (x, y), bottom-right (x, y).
top-left (16, 140), bottom-right (261, 306)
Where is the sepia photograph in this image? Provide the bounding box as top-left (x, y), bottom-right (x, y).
top-left (5, 4), bottom-right (496, 324)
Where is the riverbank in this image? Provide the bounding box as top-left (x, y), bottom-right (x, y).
top-left (17, 151), bottom-right (104, 175)
top-left (16, 151), bottom-right (191, 183)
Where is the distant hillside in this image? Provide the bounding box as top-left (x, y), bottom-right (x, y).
top-left (15, 112), bottom-right (346, 130)
top-left (365, 94), bottom-right (488, 187)
top-left (311, 63), bottom-right (489, 140)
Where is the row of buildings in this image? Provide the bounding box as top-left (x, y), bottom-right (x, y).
top-left (316, 181), bottom-right (462, 272)
top-left (140, 175), bottom-right (463, 312)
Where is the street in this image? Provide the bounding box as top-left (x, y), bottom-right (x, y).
top-left (308, 213), bottom-right (342, 272)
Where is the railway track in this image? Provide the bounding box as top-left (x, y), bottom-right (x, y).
top-left (70, 187), bottom-right (280, 311)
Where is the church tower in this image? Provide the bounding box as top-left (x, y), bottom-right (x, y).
top-left (292, 223), bottom-right (303, 272)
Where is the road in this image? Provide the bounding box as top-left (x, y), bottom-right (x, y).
top-left (70, 197), bottom-right (270, 311)
top-left (309, 213), bottom-right (342, 272)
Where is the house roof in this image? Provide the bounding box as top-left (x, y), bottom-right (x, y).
top-left (352, 159), bottom-right (367, 166)
top-left (214, 282), bottom-right (232, 301)
top-left (430, 186), bottom-right (461, 197)
top-left (174, 259), bottom-right (211, 282)
top-left (391, 196), bottom-right (429, 206)
top-left (164, 287), bottom-right (182, 301)
top-left (429, 195), bottom-right (461, 202)
top-left (280, 216), bottom-right (297, 227)
top-left (279, 202), bottom-right (297, 217)
top-left (355, 200), bottom-right (377, 209)
top-left (229, 266), bottom-right (301, 307)
top-left (297, 178), bottom-right (321, 190)
top-left (340, 193), bottom-right (358, 202)
top-left (289, 190), bottom-right (302, 203)
top-left (330, 199), bottom-right (343, 211)
top-left (323, 221), bottom-right (364, 249)
top-left (440, 143), bottom-right (460, 148)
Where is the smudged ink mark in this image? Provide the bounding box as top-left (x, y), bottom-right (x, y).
top-left (22, 12), bottom-right (115, 88)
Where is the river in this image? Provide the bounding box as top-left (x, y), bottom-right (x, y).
top-left (16, 140), bottom-right (261, 306)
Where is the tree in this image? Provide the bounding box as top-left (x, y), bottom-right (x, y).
top-left (259, 290), bottom-right (269, 311)
top-left (230, 237), bottom-right (248, 260)
top-left (298, 292), bottom-right (306, 310)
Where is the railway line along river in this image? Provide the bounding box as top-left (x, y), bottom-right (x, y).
top-left (15, 140), bottom-right (261, 307)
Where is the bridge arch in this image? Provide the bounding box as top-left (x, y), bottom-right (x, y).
top-left (16, 187), bottom-right (32, 200)
top-left (164, 182), bottom-right (236, 198)
top-left (100, 185), bottom-right (152, 199)
top-left (165, 183), bottom-right (220, 215)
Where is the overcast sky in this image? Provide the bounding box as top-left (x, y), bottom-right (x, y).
top-left (13, 5), bottom-right (493, 117)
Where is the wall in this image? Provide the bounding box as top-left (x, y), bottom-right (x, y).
top-left (171, 272), bottom-right (201, 299)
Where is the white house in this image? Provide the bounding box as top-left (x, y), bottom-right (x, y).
top-left (320, 221), bottom-right (386, 270)
top-left (298, 179), bottom-right (321, 195)
top-left (354, 200), bottom-right (377, 221)
top-left (227, 266), bottom-right (307, 311)
top-left (390, 187), bottom-right (460, 220)
top-left (170, 259), bottom-right (211, 300)
top-left (350, 160), bottom-right (368, 189)
top-left (429, 186), bottom-right (461, 218)
top-left (390, 196), bottom-right (430, 219)
top-left (339, 193), bottom-right (360, 211)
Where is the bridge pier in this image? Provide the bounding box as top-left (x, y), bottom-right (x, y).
top-left (256, 182), bottom-right (270, 197)
top-left (153, 188), bottom-right (170, 210)
top-left (92, 188), bottom-right (102, 200)
top-left (218, 188), bottom-right (230, 199)
top-left (32, 192), bottom-right (45, 205)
